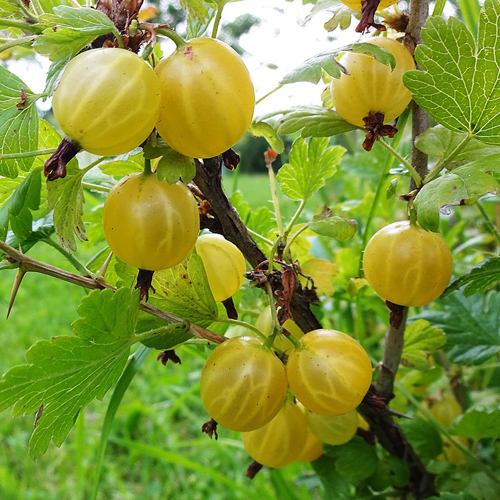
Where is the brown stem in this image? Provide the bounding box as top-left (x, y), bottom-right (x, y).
top-left (0, 240), bottom-right (225, 345)
top-left (193, 157), bottom-right (322, 333)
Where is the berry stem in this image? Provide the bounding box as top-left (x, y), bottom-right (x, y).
top-left (377, 139), bottom-right (422, 188)
top-left (211, 4), bottom-right (224, 38)
top-left (156, 27), bottom-right (187, 49)
top-left (214, 317), bottom-right (267, 341)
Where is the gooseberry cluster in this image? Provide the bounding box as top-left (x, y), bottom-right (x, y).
top-left (52, 39), bottom-right (254, 161)
top-left (200, 328), bottom-right (373, 469)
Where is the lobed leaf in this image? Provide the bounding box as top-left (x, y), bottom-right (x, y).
top-left (413, 290), bottom-right (500, 365)
top-left (0, 288), bottom-right (140, 458)
top-left (402, 320), bottom-right (446, 370)
top-left (404, 0), bottom-right (500, 145)
top-left (277, 137), bottom-right (344, 201)
top-left (444, 257), bottom-right (500, 298)
top-left (155, 149), bottom-right (196, 185)
top-left (451, 409), bottom-right (500, 440)
top-left (399, 418), bottom-right (443, 459)
top-left (46, 159), bottom-right (88, 252)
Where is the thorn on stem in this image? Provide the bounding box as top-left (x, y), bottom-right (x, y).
top-left (7, 267), bottom-right (27, 319)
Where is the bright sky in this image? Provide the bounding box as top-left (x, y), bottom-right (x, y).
top-left (7, 0), bottom-right (362, 114)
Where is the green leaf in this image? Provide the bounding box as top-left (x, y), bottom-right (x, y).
top-left (399, 418), bottom-right (443, 459)
top-left (327, 436), bottom-right (379, 482)
top-left (0, 0), bottom-right (24, 18)
top-left (149, 251), bottom-right (218, 328)
top-left (415, 125), bottom-right (500, 169)
top-left (0, 288), bottom-right (139, 458)
top-left (46, 159), bottom-right (87, 252)
top-left (155, 150), bottom-right (196, 185)
top-left (310, 213), bottom-right (357, 240)
top-left (324, 4), bottom-right (356, 32)
top-left (98, 153), bottom-right (143, 177)
top-left (261, 105), bottom-right (358, 138)
top-left (310, 455), bottom-right (353, 498)
top-left (414, 155), bottom-right (500, 231)
top-left (0, 168), bottom-right (42, 241)
top-left (43, 55), bottom-right (71, 96)
top-left (451, 409), bottom-right (500, 440)
top-left (179, 0), bottom-right (214, 25)
top-left (248, 121), bottom-right (285, 154)
top-left (413, 290), bottom-right (500, 365)
top-left (280, 42), bottom-right (394, 85)
top-left (403, 0), bottom-right (500, 144)
top-left (444, 258), bottom-right (500, 298)
top-left (277, 137), bottom-right (344, 200)
top-left (34, 6), bottom-right (117, 61)
top-left (6, 213), bottom-right (55, 254)
top-left (402, 320), bottom-right (446, 370)
top-left (0, 67), bottom-right (39, 177)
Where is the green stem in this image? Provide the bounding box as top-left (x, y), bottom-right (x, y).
top-left (268, 161), bottom-right (284, 236)
top-left (143, 158), bottom-right (152, 176)
top-left (112, 27), bottom-right (124, 49)
top-left (156, 27), bottom-right (187, 48)
top-left (20, 2), bottom-right (39, 22)
top-left (263, 282), bottom-right (279, 348)
top-left (256, 85), bottom-right (283, 105)
top-left (477, 200), bottom-right (500, 245)
top-left (211, 4), bottom-right (224, 38)
top-left (30, 0), bottom-right (44, 16)
top-left (378, 139), bottom-right (422, 188)
top-left (214, 317), bottom-right (267, 341)
top-left (132, 321), bottom-right (190, 343)
top-left (246, 227), bottom-right (274, 247)
top-left (266, 236), bottom-right (281, 276)
top-left (283, 199), bottom-right (306, 243)
top-left (396, 382), bottom-right (500, 486)
top-left (423, 134), bottom-right (473, 185)
top-left (0, 148), bottom-right (57, 160)
top-left (81, 182), bottom-right (110, 193)
top-left (76, 412), bottom-right (85, 499)
top-left (432, 0), bottom-right (447, 15)
top-left (0, 18), bottom-right (43, 33)
top-left (41, 238), bottom-right (93, 277)
top-left (283, 222), bottom-right (309, 260)
top-left (0, 36), bottom-right (36, 53)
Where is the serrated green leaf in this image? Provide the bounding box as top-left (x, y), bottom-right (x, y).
top-left (324, 3), bottom-right (356, 31)
top-left (444, 257), bottom-right (500, 298)
top-left (156, 150), bottom-right (196, 184)
top-left (43, 55), bottom-right (71, 96)
top-left (414, 155), bottom-right (500, 231)
top-left (47, 159), bottom-right (87, 252)
top-left (180, 0), bottom-right (214, 24)
top-left (98, 153), bottom-right (143, 177)
top-left (328, 436), bottom-right (378, 482)
top-left (413, 290), bottom-right (500, 365)
top-left (0, 288), bottom-right (139, 458)
top-left (261, 106), bottom-right (358, 138)
top-left (248, 121), bottom-right (284, 154)
top-left (451, 409), bottom-right (500, 440)
top-left (33, 119), bottom-right (62, 170)
top-left (310, 214), bottom-right (356, 240)
top-left (148, 251), bottom-right (218, 327)
top-left (399, 418), bottom-right (443, 459)
top-left (277, 137), bottom-right (344, 200)
top-left (0, 168), bottom-right (42, 241)
top-left (402, 320), bottom-right (446, 370)
top-left (403, 0), bottom-right (500, 144)
top-left (6, 213), bottom-right (55, 254)
top-left (34, 7), bottom-right (117, 61)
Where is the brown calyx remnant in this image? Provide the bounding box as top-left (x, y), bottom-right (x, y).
top-left (222, 297), bottom-right (238, 320)
top-left (386, 300), bottom-right (405, 329)
top-left (157, 350), bottom-right (181, 365)
top-left (201, 418), bottom-right (218, 440)
top-left (222, 149), bottom-right (240, 171)
top-left (135, 269), bottom-right (156, 301)
top-left (246, 461), bottom-right (263, 479)
top-left (44, 138), bottom-right (81, 181)
top-left (362, 111), bottom-right (398, 151)
top-left (356, 0), bottom-right (386, 33)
